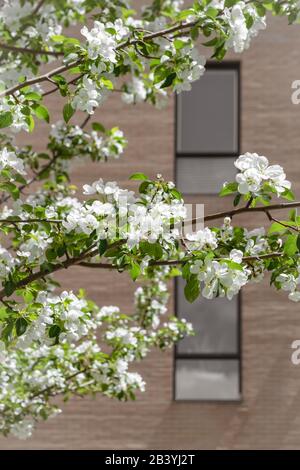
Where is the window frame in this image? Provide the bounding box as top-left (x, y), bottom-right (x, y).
top-left (173, 60), bottom-right (242, 402)
top-left (175, 60), bottom-right (241, 160)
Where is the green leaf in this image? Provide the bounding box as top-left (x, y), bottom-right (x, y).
top-left (25, 115), bottom-right (35, 132)
top-left (139, 241), bottom-right (163, 260)
top-left (129, 262), bottom-right (141, 281)
top-left (174, 39), bottom-right (187, 50)
top-left (92, 122), bottom-right (105, 133)
top-left (99, 239), bottom-right (108, 256)
top-left (63, 103), bottom-right (75, 123)
top-left (160, 72), bottom-right (176, 89)
top-left (233, 194), bottom-right (241, 207)
top-left (184, 276), bottom-right (200, 303)
top-left (219, 182), bottom-right (238, 197)
top-left (100, 77), bottom-right (114, 90)
top-left (45, 248), bottom-right (57, 262)
top-left (15, 317), bottom-right (28, 337)
top-left (281, 189), bottom-right (295, 201)
top-left (221, 259), bottom-right (243, 271)
top-left (51, 75), bottom-right (67, 85)
top-left (129, 172), bottom-right (149, 181)
top-left (284, 234), bottom-right (298, 256)
top-left (289, 209), bottom-right (297, 222)
top-left (255, 3), bottom-right (266, 16)
top-left (297, 234), bottom-right (300, 252)
top-left (49, 325), bottom-right (61, 338)
top-left (0, 112), bottom-right (13, 129)
top-left (3, 281), bottom-right (15, 297)
top-left (225, 0), bottom-right (237, 6)
top-left (139, 181), bottom-right (151, 193)
top-left (245, 13), bottom-right (254, 29)
top-left (24, 92), bottom-right (42, 102)
top-left (0, 182), bottom-right (20, 200)
top-left (1, 320), bottom-right (14, 342)
top-left (170, 188), bottom-right (182, 200)
top-left (51, 35), bottom-right (66, 43)
top-left (190, 25), bottom-right (199, 41)
top-left (202, 37), bottom-right (219, 47)
top-left (268, 222), bottom-right (288, 234)
top-left (33, 104), bottom-right (50, 123)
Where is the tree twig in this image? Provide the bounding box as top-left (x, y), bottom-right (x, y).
top-left (0, 239), bottom-right (126, 300)
top-left (0, 20), bottom-right (199, 98)
top-left (0, 42), bottom-right (64, 57)
top-left (0, 218), bottom-right (62, 225)
top-left (78, 252), bottom-right (284, 269)
top-left (187, 201), bottom-right (300, 225)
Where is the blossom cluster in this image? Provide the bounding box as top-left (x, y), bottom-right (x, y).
top-left (0, 147), bottom-right (26, 175)
top-left (0, 290), bottom-right (192, 439)
top-left (49, 121), bottom-right (127, 162)
top-left (223, 1), bottom-right (266, 53)
top-left (134, 271), bottom-right (169, 329)
top-left (276, 267), bottom-right (300, 302)
top-left (1, 0), bottom-right (297, 131)
top-left (234, 152), bottom-right (291, 196)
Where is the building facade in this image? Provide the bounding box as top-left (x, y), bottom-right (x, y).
top-left (1, 13), bottom-right (300, 450)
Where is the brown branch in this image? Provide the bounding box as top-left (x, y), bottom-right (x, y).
top-left (0, 218), bottom-right (62, 225)
top-left (187, 201), bottom-right (300, 224)
top-left (0, 42), bottom-right (64, 57)
top-left (42, 73), bottom-right (84, 97)
top-left (0, 245), bottom-right (98, 301)
top-left (0, 60), bottom-right (82, 98)
top-left (32, 0), bottom-right (47, 15)
top-left (78, 252), bottom-right (284, 269)
top-left (80, 114), bottom-right (91, 129)
top-left (0, 20), bottom-right (199, 98)
top-left (0, 239), bottom-right (126, 300)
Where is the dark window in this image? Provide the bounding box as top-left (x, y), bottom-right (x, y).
top-left (174, 62), bottom-right (241, 401)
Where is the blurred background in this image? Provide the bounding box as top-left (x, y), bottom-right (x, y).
top-left (1, 4), bottom-right (300, 449)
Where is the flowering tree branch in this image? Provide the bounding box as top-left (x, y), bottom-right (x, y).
top-left (0, 0), bottom-right (300, 440)
top-left (78, 252), bottom-right (285, 269)
top-left (0, 20), bottom-right (201, 99)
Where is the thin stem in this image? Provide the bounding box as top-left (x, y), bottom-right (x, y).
top-left (42, 73), bottom-right (84, 98)
top-left (245, 196), bottom-right (254, 208)
top-left (80, 114), bottom-right (91, 129)
top-left (266, 211), bottom-right (299, 233)
top-left (32, 0), bottom-right (47, 15)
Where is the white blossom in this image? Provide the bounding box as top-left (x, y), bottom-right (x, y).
top-left (186, 227), bottom-right (218, 251)
top-left (72, 76), bottom-right (105, 114)
top-left (81, 21), bottom-right (117, 62)
top-left (235, 152), bottom-right (291, 195)
top-left (0, 147), bottom-right (26, 175)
